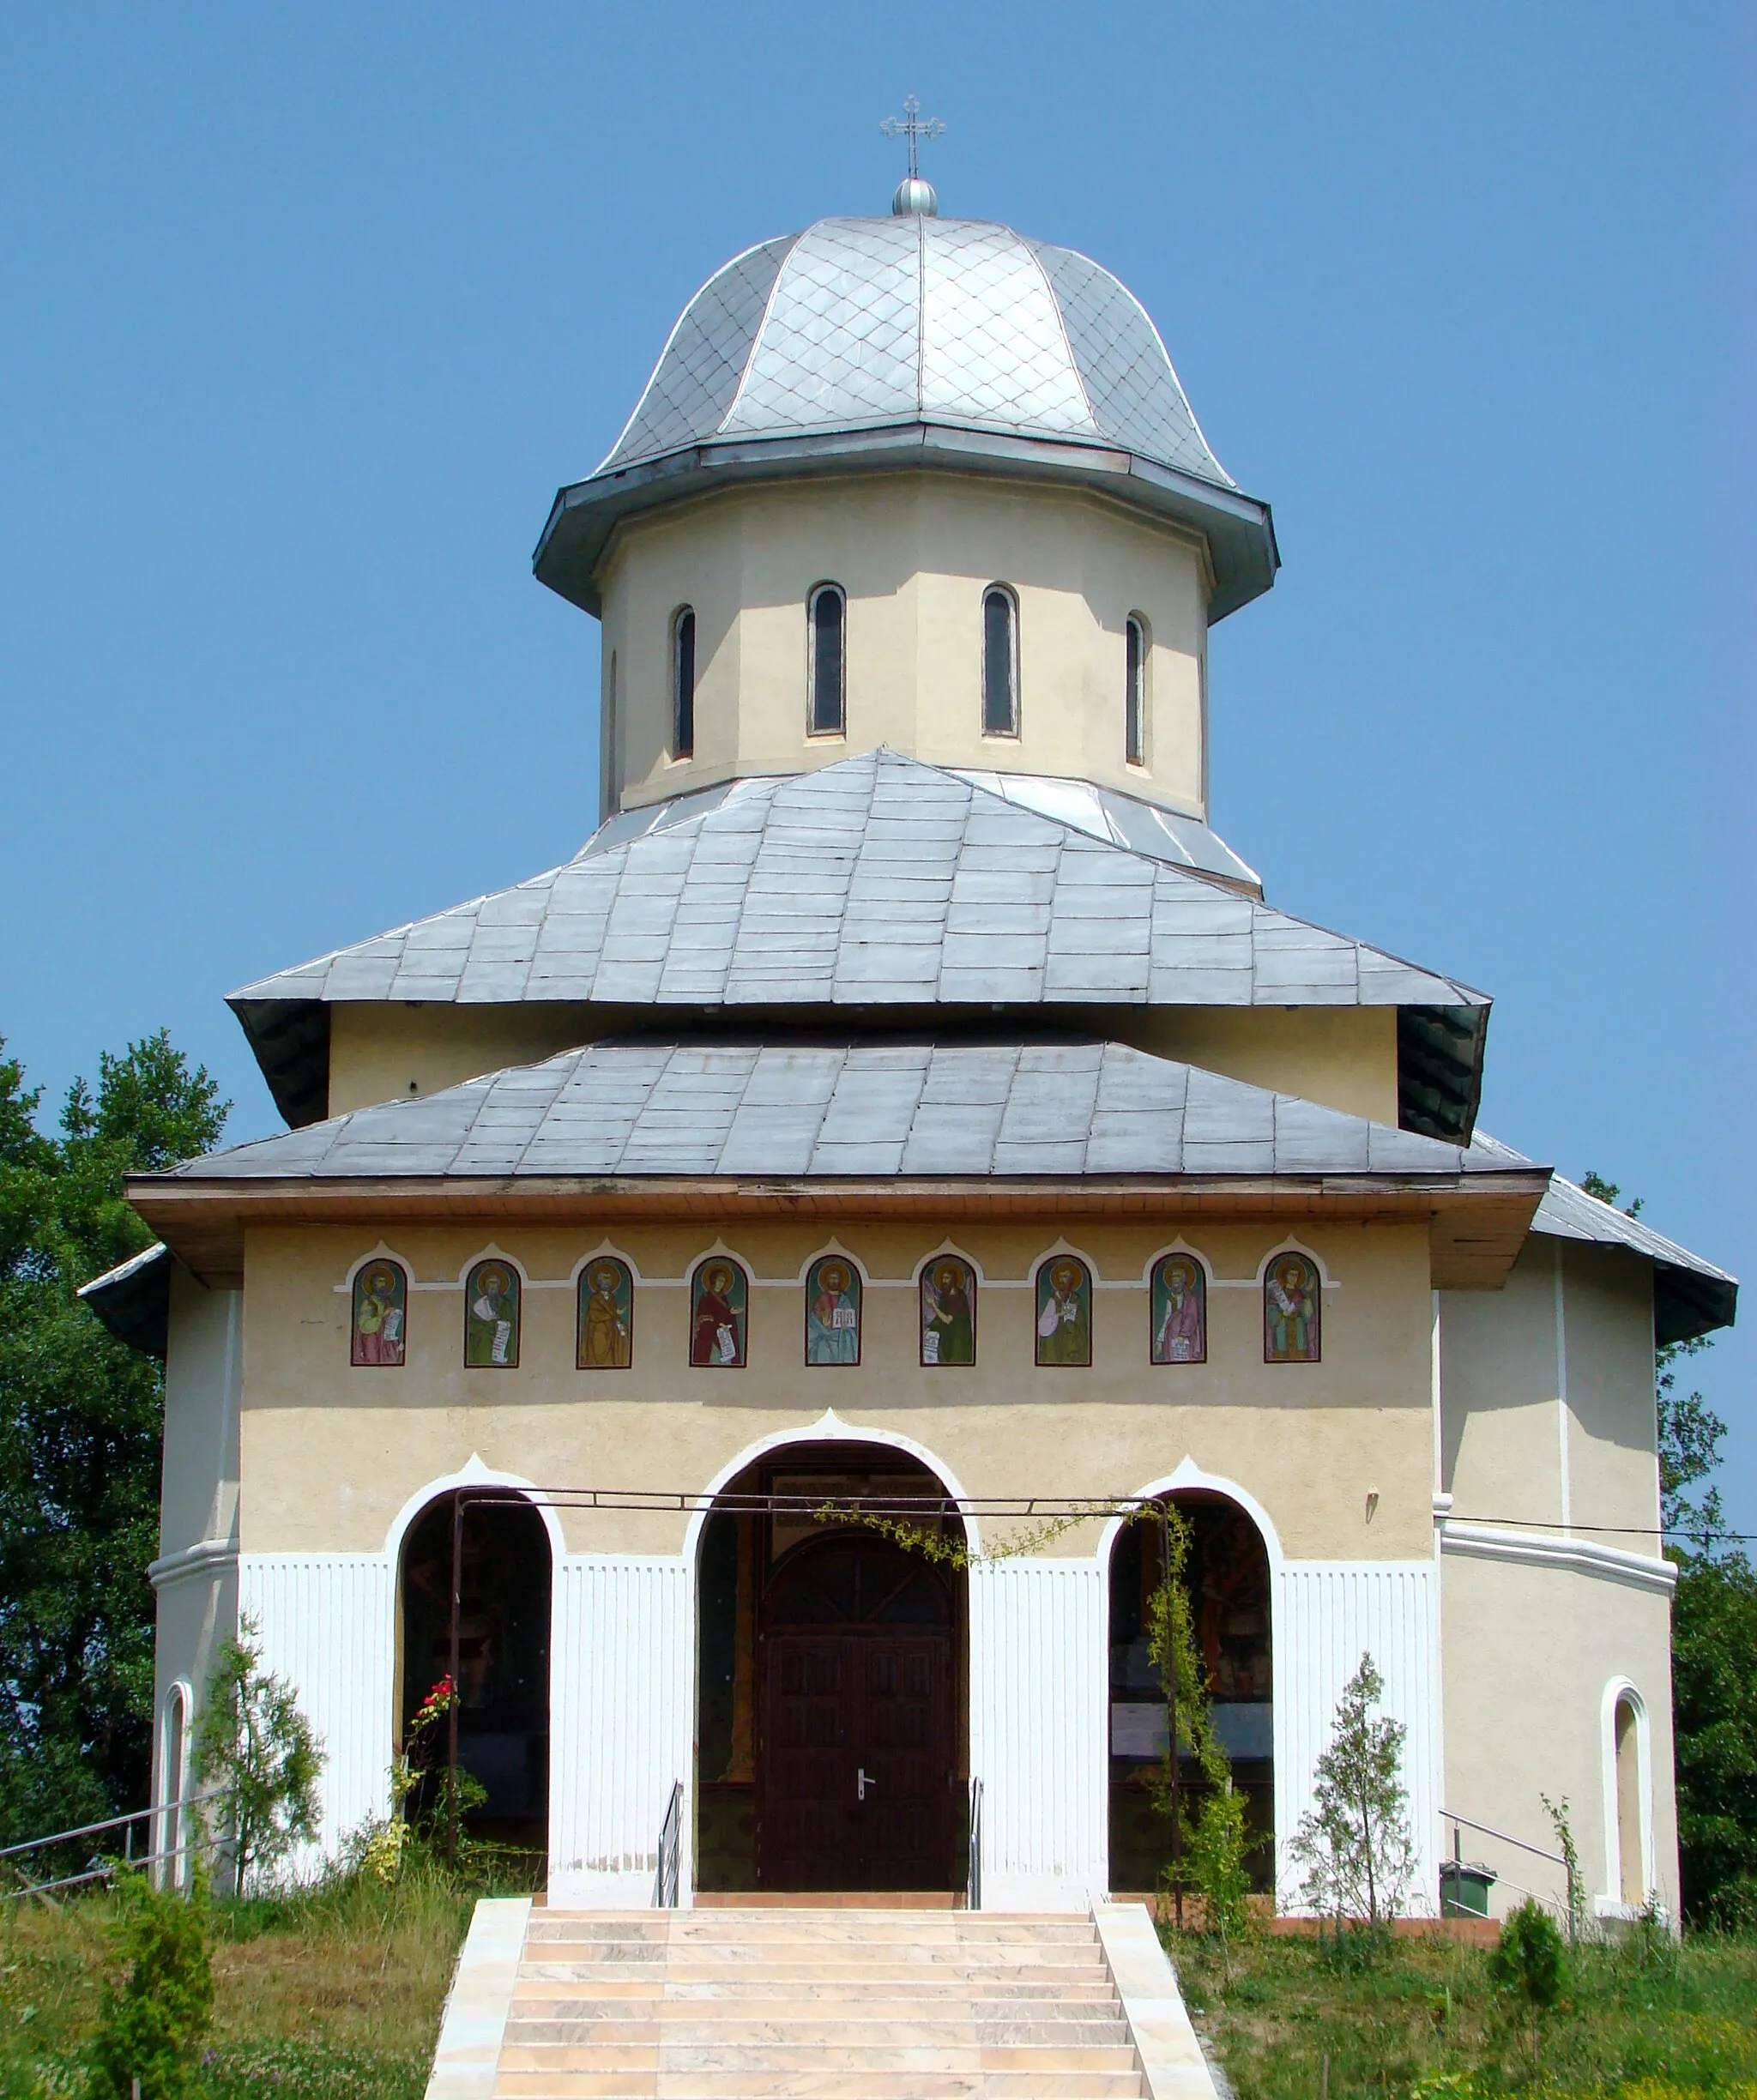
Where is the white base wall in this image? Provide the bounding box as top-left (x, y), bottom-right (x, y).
top-left (238, 1553), bottom-right (396, 1880)
top-left (969, 1559), bottom-right (1108, 1911)
top-left (1273, 1560), bottom-right (1440, 1916)
top-left (548, 1555), bottom-right (694, 1909)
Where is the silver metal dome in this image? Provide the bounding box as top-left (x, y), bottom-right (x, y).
top-left (600, 215), bottom-right (1233, 485)
top-left (534, 214), bottom-right (1277, 621)
top-left (891, 175), bottom-right (939, 216)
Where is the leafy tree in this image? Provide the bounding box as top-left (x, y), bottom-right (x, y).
top-left (1142, 1507), bottom-right (1254, 1962)
top-left (86, 1866), bottom-right (214, 2100)
top-left (1289, 1652), bottom-right (1416, 1936)
top-left (191, 1615), bottom-right (323, 1892)
top-left (0, 1031), bottom-right (226, 1842)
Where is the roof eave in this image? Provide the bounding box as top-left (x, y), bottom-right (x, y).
top-left (534, 425), bottom-right (1279, 623)
top-left (127, 1167), bottom-right (1549, 1294)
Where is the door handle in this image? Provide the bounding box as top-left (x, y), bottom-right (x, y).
top-left (857, 1767), bottom-right (876, 1801)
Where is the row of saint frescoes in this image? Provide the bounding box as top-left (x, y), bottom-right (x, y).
top-left (348, 1247), bottom-right (1324, 1371)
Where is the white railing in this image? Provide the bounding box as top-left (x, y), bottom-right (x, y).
top-left (967, 1777), bottom-right (984, 1912)
top-left (0, 1789), bottom-right (225, 1902)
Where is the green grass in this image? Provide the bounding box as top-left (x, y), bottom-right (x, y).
top-left (1166, 1922), bottom-right (1757, 2100)
top-left (0, 1862), bottom-right (480, 2100)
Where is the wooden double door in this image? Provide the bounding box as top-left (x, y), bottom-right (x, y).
top-left (757, 1537), bottom-right (957, 1892)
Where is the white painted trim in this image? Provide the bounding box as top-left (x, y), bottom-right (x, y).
top-left (455, 1245), bottom-right (532, 1288)
top-left (1440, 1521), bottom-right (1675, 1595)
top-left (565, 1243), bottom-right (649, 1288)
top-left (1555, 1243), bottom-right (1573, 1533)
top-left (909, 1240), bottom-right (992, 1287)
top-left (1249, 1239), bottom-right (1342, 1289)
top-left (1599, 1676), bottom-right (1656, 1907)
top-left (1091, 1458), bottom-right (1287, 1573)
top-left (334, 1243), bottom-right (416, 1293)
top-left (784, 1240), bottom-right (872, 1287)
top-left (1136, 1239), bottom-right (1217, 1290)
top-left (679, 1412), bottom-right (982, 1560)
top-left (154, 1680), bottom-right (194, 1890)
top-left (148, 1536), bottom-right (238, 1590)
top-left (381, 1457), bottom-right (570, 1566)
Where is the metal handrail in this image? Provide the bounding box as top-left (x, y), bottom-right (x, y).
top-left (967, 1777), bottom-right (983, 1913)
top-left (1440, 1808), bottom-right (1566, 1868)
top-left (0, 1789), bottom-right (225, 1865)
top-left (654, 1781), bottom-right (683, 1908)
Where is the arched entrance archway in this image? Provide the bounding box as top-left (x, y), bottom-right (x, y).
top-left (398, 1491), bottom-right (552, 1856)
top-left (695, 1443), bottom-right (968, 1895)
top-left (1108, 1492), bottom-right (1274, 1898)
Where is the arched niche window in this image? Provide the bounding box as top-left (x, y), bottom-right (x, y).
top-left (808, 583), bottom-right (846, 738)
top-left (1125, 614), bottom-right (1148, 767)
top-left (672, 606), bottom-right (697, 760)
top-left (981, 585), bottom-right (1018, 738)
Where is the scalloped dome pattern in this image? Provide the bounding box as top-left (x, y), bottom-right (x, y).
top-left (598, 215), bottom-right (1234, 489)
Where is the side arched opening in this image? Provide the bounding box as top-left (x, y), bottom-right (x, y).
top-left (398, 1491), bottom-right (552, 1862)
top-left (696, 1441), bottom-right (969, 1896)
top-left (1613, 1689), bottom-right (1645, 1908)
top-left (1108, 1491), bottom-right (1275, 1899)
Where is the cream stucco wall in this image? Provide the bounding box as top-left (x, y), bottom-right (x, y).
top-left (235, 1216), bottom-right (1434, 1566)
top-left (1440, 1550), bottom-right (1678, 1920)
top-left (325, 1002), bottom-right (1400, 1129)
top-left (596, 474), bottom-right (1211, 821)
top-left (152, 1270), bottom-right (244, 1832)
top-left (1440, 1238), bottom-right (1662, 1542)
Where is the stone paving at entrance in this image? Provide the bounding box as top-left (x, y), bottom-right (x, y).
top-left (426, 1898), bottom-right (1219, 2099)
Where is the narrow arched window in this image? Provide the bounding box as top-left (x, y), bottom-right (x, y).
top-left (981, 586), bottom-right (1018, 738)
top-left (808, 584), bottom-right (846, 738)
top-left (1125, 615), bottom-right (1147, 766)
top-left (671, 607), bottom-right (696, 760)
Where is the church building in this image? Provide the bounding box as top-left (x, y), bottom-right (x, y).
top-left (88, 166), bottom-right (1736, 1921)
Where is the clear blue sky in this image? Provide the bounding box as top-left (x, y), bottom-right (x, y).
top-left (3, 6), bottom-right (1750, 1526)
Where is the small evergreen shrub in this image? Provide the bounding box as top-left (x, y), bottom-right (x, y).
top-left (1488, 1898), bottom-right (1566, 2010)
top-left (85, 1871), bottom-right (214, 2100)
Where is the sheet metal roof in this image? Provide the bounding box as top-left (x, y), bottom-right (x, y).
top-left (230, 752), bottom-right (1490, 1136)
top-left (1470, 1133), bottom-right (1738, 1344)
top-left (165, 1037), bottom-right (1513, 1186)
top-left (534, 217), bottom-right (1277, 622)
top-left (598, 218), bottom-right (1234, 489)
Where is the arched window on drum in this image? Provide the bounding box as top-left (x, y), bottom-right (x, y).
top-left (808, 584), bottom-right (846, 738)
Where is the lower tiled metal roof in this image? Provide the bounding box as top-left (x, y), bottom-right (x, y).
top-left (170, 1035), bottom-right (1515, 1186)
top-left (229, 752), bottom-right (1490, 1139)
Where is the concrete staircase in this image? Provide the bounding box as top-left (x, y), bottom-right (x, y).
top-left (492, 1908), bottom-right (1149, 2098)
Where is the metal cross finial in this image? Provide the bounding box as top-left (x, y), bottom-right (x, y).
top-left (880, 95), bottom-right (945, 183)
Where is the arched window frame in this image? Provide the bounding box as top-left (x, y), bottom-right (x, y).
top-left (671, 606), bottom-right (697, 761)
top-left (1599, 1678), bottom-right (1655, 1915)
top-left (981, 584), bottom-right (1019, 739)
top-left (155, 1680), bottom-right (193, 1890)
top-left (806, 582), bottom-right (847, 739)
top-left (1125, 613), bottom-right (1149, 768)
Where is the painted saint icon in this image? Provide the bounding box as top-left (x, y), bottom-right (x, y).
top-left (464, 1259), bottom-right (521, 1368)
top-left (691, 1258), bottom-right (747, 1367)
top-left (351, 1258), bottom-right (407, 1367)
top-left (920, 1255), bottom-right (975, 1367)
top-left (806, 1256), bottom-right (861, 1366)
top-left (1264, 1252), bottom-right (1320, 1363)
top-left (577, 1257), bottom-right (633, 1370)
top-left (1150, 1254), bottom-right (1207, 1365)
top-left (1035, 1256), bottom-right (1092, 1367)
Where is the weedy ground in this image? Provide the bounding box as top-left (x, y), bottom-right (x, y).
top-left (0, 1861), bottom-right (494, 2098)
top-left (1168, 1920), bottom-right (1757, 2100)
